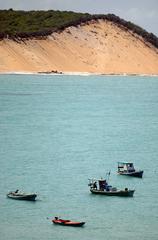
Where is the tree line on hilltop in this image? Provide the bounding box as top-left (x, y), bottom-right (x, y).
top-left (0, 9), bottom-right (158, 48)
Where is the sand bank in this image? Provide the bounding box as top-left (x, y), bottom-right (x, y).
top-left (0, 19), bottom-right (158, 75)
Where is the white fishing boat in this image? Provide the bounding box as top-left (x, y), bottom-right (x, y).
top-left (7, 190), bottom-right (37, 201)
top-left (88, 176), bottom-right (135, 197)
top-left (117, 162), bottom-right (143, 178)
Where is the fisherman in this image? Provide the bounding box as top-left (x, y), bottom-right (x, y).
top-left (128, 163), bottom-right (135, 172)
top-left (99, 179), bottom-right (107, 191)
top-left (93, 181), bottom-right (97, 189)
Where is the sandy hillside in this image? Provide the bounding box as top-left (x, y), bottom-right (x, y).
top-left (0, 19), bottom-right (158, 74)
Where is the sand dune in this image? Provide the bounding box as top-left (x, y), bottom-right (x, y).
top-left (0, 19), bottom-right (158, 75)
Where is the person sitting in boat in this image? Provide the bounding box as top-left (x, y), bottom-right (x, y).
top-left (12, 189), bottom-right (19, 195)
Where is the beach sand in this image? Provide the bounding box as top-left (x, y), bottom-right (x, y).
top-left (0, 19), bottom-right (158, 75)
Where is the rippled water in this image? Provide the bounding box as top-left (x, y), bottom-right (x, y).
top-left (0, 74), bottom-right (158, 240)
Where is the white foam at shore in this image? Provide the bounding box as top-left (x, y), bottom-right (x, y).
top-left (0, 71), bottom-right (158, 77)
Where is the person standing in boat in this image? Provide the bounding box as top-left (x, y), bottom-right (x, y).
top-left (99, 179), bottom-right (107, 191)
top-left (93, 181), bottom-right (97, 189)
top-left (128, 163), bottom-right (135, 172)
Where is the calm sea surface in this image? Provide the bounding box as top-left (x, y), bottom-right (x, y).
top-left (0, 74), bottom-right (158, 240)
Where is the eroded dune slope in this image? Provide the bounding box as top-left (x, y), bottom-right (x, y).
top-left (0, 19), bottom-right (158, 74)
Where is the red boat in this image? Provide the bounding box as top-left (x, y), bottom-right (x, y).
top-left (52, 217), bottom-right (85, 227)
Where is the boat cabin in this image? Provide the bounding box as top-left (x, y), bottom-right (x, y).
top-left (88, 178), bottom-right (110, 191)
top-left (118, 162), bottom-right (135, 173)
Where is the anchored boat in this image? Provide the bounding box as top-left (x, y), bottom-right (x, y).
top-left (88, 177), bottom-right (135, 197)
top-left (52, 217), bottom-right (85, 227)
top-left (7, 190), bottom-right (37, 201)
top-left (117, 162), bottom-right (143, 178)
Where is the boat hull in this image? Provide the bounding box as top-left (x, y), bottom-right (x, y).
top-left (118, 170), bottom-right (143, 178)
top-left (90, 188), bottom-right (135, 197)
top-left (7, 193), bottom-right (37, 201)
top-left (52, 220), bottom-right (85, 227)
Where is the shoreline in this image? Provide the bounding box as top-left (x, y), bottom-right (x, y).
top-left (0, 71), bottom-right (158, 77)
top-left (0, 20), bottom-right (158, 76)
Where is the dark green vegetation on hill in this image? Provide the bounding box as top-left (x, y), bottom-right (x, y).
top-left (0, 9), bottom-right (158, 48)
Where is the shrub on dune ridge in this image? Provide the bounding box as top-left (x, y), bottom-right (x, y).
top-left (0, 9), bottom-right (158, 48)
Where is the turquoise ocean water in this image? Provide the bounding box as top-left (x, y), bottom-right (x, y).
top-left (0, 74), bottom-right (158, 240)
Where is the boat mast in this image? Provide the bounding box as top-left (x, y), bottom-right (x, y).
top-left (106, 171), bottom-right (111, 182)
